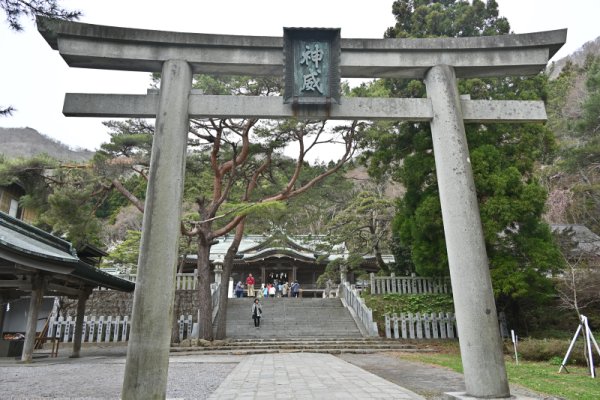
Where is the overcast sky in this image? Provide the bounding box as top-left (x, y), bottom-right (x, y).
top-left (1, 0), bottom-right (599, 155)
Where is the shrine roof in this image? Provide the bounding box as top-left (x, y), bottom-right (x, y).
top-left (0, 212), bottom-right (134, 293)
top-left (205, 232), bottom-right (392, 264)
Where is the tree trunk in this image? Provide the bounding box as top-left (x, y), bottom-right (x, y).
top-left (372, 235), bottom-right (390, 274)
top-left (215, 221), bottom-right (245, 340)
top-left (196, 237), bottom-right (213, 340)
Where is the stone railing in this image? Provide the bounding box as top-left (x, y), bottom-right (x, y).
top-left (370, 273), bottom-right (451, 295)
top-left (340, 281), bottom-right (378, 337)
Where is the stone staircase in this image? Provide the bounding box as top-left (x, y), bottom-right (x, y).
top-left (223, 297), bottom-right (363, 339)
top-left (170, 297), bottom-right (423, 355)
top-left (171, 337), bottom-right (420, 355)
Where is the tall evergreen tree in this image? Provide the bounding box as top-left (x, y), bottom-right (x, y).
top-left (360, 0), bottom-right (562, 322)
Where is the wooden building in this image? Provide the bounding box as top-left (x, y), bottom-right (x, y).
top-left (0, 211), bottom-right (134, 360)
top-left (184, 232), bottom-right (394, 294)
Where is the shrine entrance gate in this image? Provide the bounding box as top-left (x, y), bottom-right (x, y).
top-left (37, 17), bottom-right (566, 399)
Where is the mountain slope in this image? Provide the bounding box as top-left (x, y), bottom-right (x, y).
top-left (0, 127), bottom-right (94, 162)
top-left (548, 36), bottom-right (600, 79)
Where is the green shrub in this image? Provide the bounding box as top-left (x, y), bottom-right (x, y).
top-left (549, 356), bottom-right (563, 366)
top-left (511, 338), bottom-right (594, 366)
top-left (363, 293), bottom-right (455, 334)
top-left (364, 293), bottom-right (454, 315)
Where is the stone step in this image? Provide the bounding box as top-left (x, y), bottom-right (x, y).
top-left (227, 338), bottom-right (391, 343)
top-left (172, 337), bottom-right (426, 355)
top-left (226, 333), bottom-right (364, 339)
top-left (223, 297), bottom-right (363, 339)
top-left (176, 343), bottom-right (414, 350)
top-left (171, 347), bottom-right (423, 355)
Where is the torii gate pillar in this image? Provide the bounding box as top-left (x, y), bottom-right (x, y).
top-left (121, 59), bottom-right (192, 400)
top-left (425, 65), bottom-right (509, 397)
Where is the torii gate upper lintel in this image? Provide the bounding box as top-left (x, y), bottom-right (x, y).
top-left (37, 16), bottom-right (566, 400)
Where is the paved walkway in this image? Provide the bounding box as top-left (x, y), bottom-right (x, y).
top-left (1, 345), bottom-right (556, 399)
top-left (340, 353), bottom-right (554, 400)
top-left (207, 353), bottom-right (424, 400)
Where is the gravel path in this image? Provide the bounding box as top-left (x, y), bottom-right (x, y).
top-left (0, 346), bottom-right (240, 400)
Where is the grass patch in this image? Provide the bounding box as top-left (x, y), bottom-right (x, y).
top-left (392, 341), bottom-right (600, 400)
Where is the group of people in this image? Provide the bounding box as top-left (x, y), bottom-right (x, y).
top-left (259, 280), bottom-right (301, 299)
top-left (234, 273), bottom-right (301, 299)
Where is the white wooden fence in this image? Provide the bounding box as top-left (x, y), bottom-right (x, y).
top-left (99, 270), bottom-right (198, 290)
top-left (385, 312), bottom-right (457, 339)
top-left (48, 315), bottom-right (194, 343)
top-left (370, 273), bottom-right (451, 295)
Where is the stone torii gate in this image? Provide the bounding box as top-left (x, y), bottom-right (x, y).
top-left (37, 17), bottom-right (565, 399)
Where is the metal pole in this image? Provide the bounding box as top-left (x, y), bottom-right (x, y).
top-left (559, 320), bottom-right (582, 373)
top-left (583, 316), bottom-right (596, 378)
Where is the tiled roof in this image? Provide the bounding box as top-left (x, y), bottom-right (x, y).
top-left (0, 212), bottom-right (134, 292)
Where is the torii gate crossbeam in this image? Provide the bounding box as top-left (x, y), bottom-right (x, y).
top-left (37, 17), bottom-right (566, 400)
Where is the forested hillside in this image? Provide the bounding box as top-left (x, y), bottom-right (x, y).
top-left (544, 50), bottom-right (600, 234)
top-left (547, 36), bottom-right (600, 79)
top-left (0, 127), bottom-right (94, 162)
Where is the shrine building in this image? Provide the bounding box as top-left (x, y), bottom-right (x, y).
top-left (184, 232), bottom-right (393, 295)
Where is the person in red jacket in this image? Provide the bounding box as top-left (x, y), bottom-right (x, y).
top-left (246, 273), bottom-right (255, 297)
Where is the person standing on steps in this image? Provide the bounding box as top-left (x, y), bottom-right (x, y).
top-left (268, 283), bottom-right (276, 298)
top-left (246, 273), bottom-right (255, 297)
top-left (235, 281), bottom-right (244, 298)
top-left (291, 280), bottom-right (300, 298)
top-left (257, 283), bottom-right (265, 299)
top-left (251, 298), bottom-right (262, 328)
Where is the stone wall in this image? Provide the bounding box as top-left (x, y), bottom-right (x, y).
top-left (85, 291), bottom-right (132, 317)
top-left (82, 290), bottom-right (201, 320)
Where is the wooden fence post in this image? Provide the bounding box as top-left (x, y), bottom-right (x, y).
top-left (416, 312), bottom-right (423, 339)
top-left (424, 313), bottom-right (431, 339)
top-left (105, 316), bottom-right (112, 342)
top-left (88, 317), bottom-right (95, 342)
top-left (370, 273), bottom-right (375, 294)
top-left (385, 314), bottom-right (391, 339)
top-left (431, 312), bottom-right (439, 339)
top-left (178, 315), bottom-right (184, 341)
top-left (64, 316), bottom-right (72, 343)
top-left (187, 315), bottom-right (193, 338)
top-left (447, 313), bottom-right (455, 338)
top-left (97, 316), bottom-right (104, 343)
top-left (122, 316), bottom-right (129, 342)
top-left (408, 313), bottom-right (415, 339)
